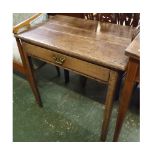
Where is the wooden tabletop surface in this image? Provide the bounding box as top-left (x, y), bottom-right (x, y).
top-left (125, 34), bottom-right (140, 60)
top-left (16, 15), bottom-right (135, 71)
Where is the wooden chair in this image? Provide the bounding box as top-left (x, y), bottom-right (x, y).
top-left (118, 13), bottom-right (140, 27)
top-left (13, 13), bottom-right (67, 82)
top-left (97, 13), bottom-right (118, 24)
top-left (83, 13), bottom-right (97, 20)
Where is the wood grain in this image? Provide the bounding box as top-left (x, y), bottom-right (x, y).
top-left (15, 15), bottom-right (134, 71)
top-left (49, 15), bottom-right (98, 31)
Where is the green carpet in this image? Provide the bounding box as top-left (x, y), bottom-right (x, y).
top-left (13, 64), bottom-right (140, 142)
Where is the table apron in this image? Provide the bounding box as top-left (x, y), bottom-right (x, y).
top-left (22, 41), bottom-right (110, 83)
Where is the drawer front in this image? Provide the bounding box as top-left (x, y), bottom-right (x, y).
top-left (22, 42), bottom-right (110, 82)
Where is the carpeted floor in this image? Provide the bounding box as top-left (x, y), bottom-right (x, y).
top-left (13, 64), bottom-right (140, 142)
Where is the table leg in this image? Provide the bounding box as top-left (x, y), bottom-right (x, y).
top-left (55, 66), bottom-right (60, 77)
top-left (16, 39), bottom-right (42, 107)
top-left (26, 56), bottom-right (42, 107)
top-left (101, 70), bottom-right (118, 141)
top-left (64, 69), bottom-right (69, 83)
top-left (113, 58), bottom-right (139, 141)
top-left (80, 76), bottom-right (87, 88)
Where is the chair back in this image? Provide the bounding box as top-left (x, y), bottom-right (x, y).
top-left (118, 13), bottom-right (140, 27)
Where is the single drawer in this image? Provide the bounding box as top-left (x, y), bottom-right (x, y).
top-left (22, 42), bottom-right (110, 82)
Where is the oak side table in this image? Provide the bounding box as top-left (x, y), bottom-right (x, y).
top-left (14, 15), bottom-right (134, 141)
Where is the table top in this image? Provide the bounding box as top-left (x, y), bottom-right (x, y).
top-left (125, 34), bottom-right (140, 60)
top-left (16, 15), bottom-right (135, 71)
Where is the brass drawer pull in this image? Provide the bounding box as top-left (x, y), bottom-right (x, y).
top-left (53, 55), bottom-right (66, 65)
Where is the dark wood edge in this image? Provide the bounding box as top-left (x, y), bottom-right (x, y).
top-left (47, 13), bottom-right (84, 19)
top-left (125, 51), bottom-right (140, 60)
